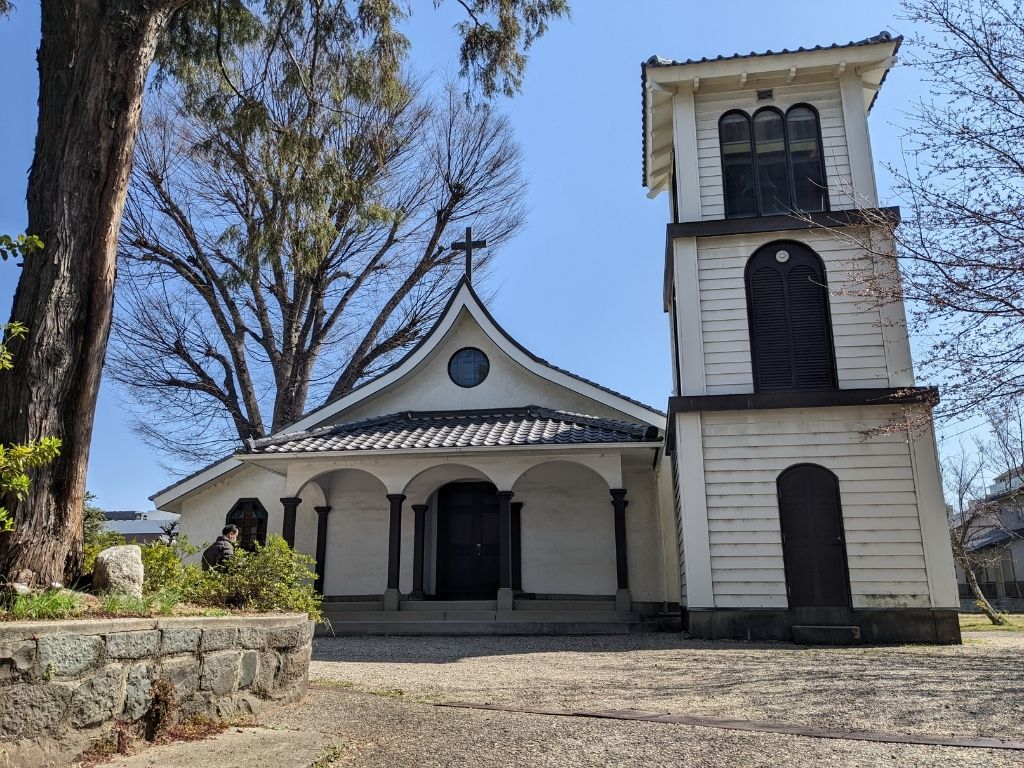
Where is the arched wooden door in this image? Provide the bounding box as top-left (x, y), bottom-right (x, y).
top-left (777, 464), bottom-right (851, 608)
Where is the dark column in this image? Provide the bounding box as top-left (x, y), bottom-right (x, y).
top-left (610, 489), bottom-right (629, 590)
top-left (313, 506), bottom-right (331, 593)
top-left (280, 497), bottom-right (301, 548)
top-left (511, 501), bottom-right (523, 592)
top-left (411, 503), bottom-right (428, 600)
top-left (497, 491), bottom-right (515, 590)
top-left (386, 494), bottom-right (406, 591)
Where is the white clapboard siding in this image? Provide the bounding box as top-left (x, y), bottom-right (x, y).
top-left (700, 406), bottom-right (929, 610)
top-left (695, 231), bottom-right (889, 393)
top-left (671, 452), bottom-right (687, 602)
top-left (694, 81), bottom-right (855, 220)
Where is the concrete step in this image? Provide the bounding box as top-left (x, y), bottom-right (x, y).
top-left (499, 610), bottom-right (638, 622)
top-left (399, 600), bottom-right (496, 612)
top-left (512, 599), bottom-right (617, 612)
top-left (324, 610), bottom-right (499, 622)
top-left (323, 609), bottom-right (639, 624)
top-left (316, 620), bottom-right (650, 636)
top-left (321, 601), bottom-right (382, 612)
top-left (792, 624), bottom-right (862, 645)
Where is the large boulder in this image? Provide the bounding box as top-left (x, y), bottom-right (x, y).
top-left (93, 545), bottom-right (144, 599)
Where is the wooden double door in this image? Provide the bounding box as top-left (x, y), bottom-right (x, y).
top-left (778, 464), bottom-right (851, 608)
top-left (435, 482), bottom-right (500, 599)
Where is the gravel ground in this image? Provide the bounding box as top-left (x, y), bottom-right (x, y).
top-left (106, 686), bottom-right (1022, 768)
top-left (102, 631), bottom-right (1024, 767)
top-left (310, 631), bottom-right (1024, 742)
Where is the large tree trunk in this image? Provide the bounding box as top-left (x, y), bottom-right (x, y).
top-left (0, 1), bottom-right (179, 583)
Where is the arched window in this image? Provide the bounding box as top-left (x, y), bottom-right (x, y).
top-left (753, 108), bottom-right (791, 215)
top-left (786, 106), bottom-right (827, 212)
top-left (745, 242), bottom-right (836, 391)
top-left (226, 498), bottom-right (268, 549)
top-left (719, 104), bottom-right (828, 218)
top-left (719, 111), bottom-right (757, 218)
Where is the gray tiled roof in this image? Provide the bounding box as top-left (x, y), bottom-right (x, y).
top-left (641, 31), bottom-right (902, 186)
top-left (644, 31), bottom-right (899, 70)
top-left (247, 407), bottom-right (660, 454)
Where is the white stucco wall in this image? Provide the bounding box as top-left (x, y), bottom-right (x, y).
top-left (321, 469), bottom-right (391, 596)
top-left (329, 309), bottom-right (644, 427)
top-left (513, 462), bottom-right (617, 596)
top-left (177, 463), bottom-right (286, 560)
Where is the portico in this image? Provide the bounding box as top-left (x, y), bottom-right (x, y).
top-left (243, 418), bottom-right (655, 616)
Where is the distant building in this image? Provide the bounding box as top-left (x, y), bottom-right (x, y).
top-left (955, 470), bottom-right (1024, 612)
top-left (103, 510), bottom-right (180, 544)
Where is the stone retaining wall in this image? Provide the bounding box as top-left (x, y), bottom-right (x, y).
top-left (0, 613), bottom-right (312, 764)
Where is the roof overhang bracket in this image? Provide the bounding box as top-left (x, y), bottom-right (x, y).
top-left (856, 56), bottom-right (897, 76)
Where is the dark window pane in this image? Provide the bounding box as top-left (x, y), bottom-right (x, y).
top-left (753, 111), bottom-right (792, 215)
top-left (448, 348), bottom-right (490, 388)
top-left (720, 113), bottom-right (757, 218)
top-left (787, 107), bottom-right (827, 212)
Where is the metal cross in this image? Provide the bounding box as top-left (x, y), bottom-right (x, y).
top-left (450, 226), bottom-right (487, 283)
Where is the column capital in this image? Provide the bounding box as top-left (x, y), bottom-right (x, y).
top-left (610, 488), bottom-right (628, 503)
top-left (280, 496), bottom-right (302, 506)
top-left (314, 505), bottom-right (332, 517)
top-left (386, 493), bottom-right (407, 503)
top-left (496, 490), bottom-right (515, 499)
top-left (411, 503), bottom-right (429, 512)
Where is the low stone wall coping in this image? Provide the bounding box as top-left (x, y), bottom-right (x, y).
top-left (0, 613), bottom-right (307, 642)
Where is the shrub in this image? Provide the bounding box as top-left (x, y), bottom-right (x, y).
top-left (140, 537), bottom-right (198, 593)
top-left (211, 536), bottom-right (322, 621)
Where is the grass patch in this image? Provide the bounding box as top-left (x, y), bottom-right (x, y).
top-left (100, 590), bottom-right (181, 617)
top-left (310, 743), bottom-right (349, 767)
top-left (6, 590), bottom-right (81, 620)
top-left (959, 613), bottom-right (1024, 632)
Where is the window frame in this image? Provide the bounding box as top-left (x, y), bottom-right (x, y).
top-left (448, 346), bottom-right (490, 388)
top-left (743, 240), bottom-right (839, 392)
top-left (226, 497), bottom-right (268, 550)
top-left (718, 103), bottom-right (830, 219)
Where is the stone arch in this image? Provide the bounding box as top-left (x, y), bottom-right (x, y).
top-left (511, 460), bottom-right (617, 597)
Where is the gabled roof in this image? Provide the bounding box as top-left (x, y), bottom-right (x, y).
top-left (641, 31), bottom-right (902, 191)
top-left (152, 278), bottom-right (665, 509)
top-left (246, 407), bottom-right (660, 455)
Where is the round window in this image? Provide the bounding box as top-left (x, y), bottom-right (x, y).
top-left (448, 347), bottom-right (490, 388)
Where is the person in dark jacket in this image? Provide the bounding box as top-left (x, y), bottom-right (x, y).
top-left (202, 525), bottom-right (239, 571)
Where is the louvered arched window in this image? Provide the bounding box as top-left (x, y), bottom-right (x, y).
top-left (719, 104), bottom-right (828, 218)
top-left (745, 242), bottom-right (836, 391)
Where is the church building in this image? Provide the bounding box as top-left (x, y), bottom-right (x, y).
top-left (153, 31), bottom-right (960, 643)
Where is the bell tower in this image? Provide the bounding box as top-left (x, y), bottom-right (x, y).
top-left (641, 32), bottom-right (961, 642)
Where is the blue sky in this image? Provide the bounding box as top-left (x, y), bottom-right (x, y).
top-left (1, 1), bottom-right (968, 510)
